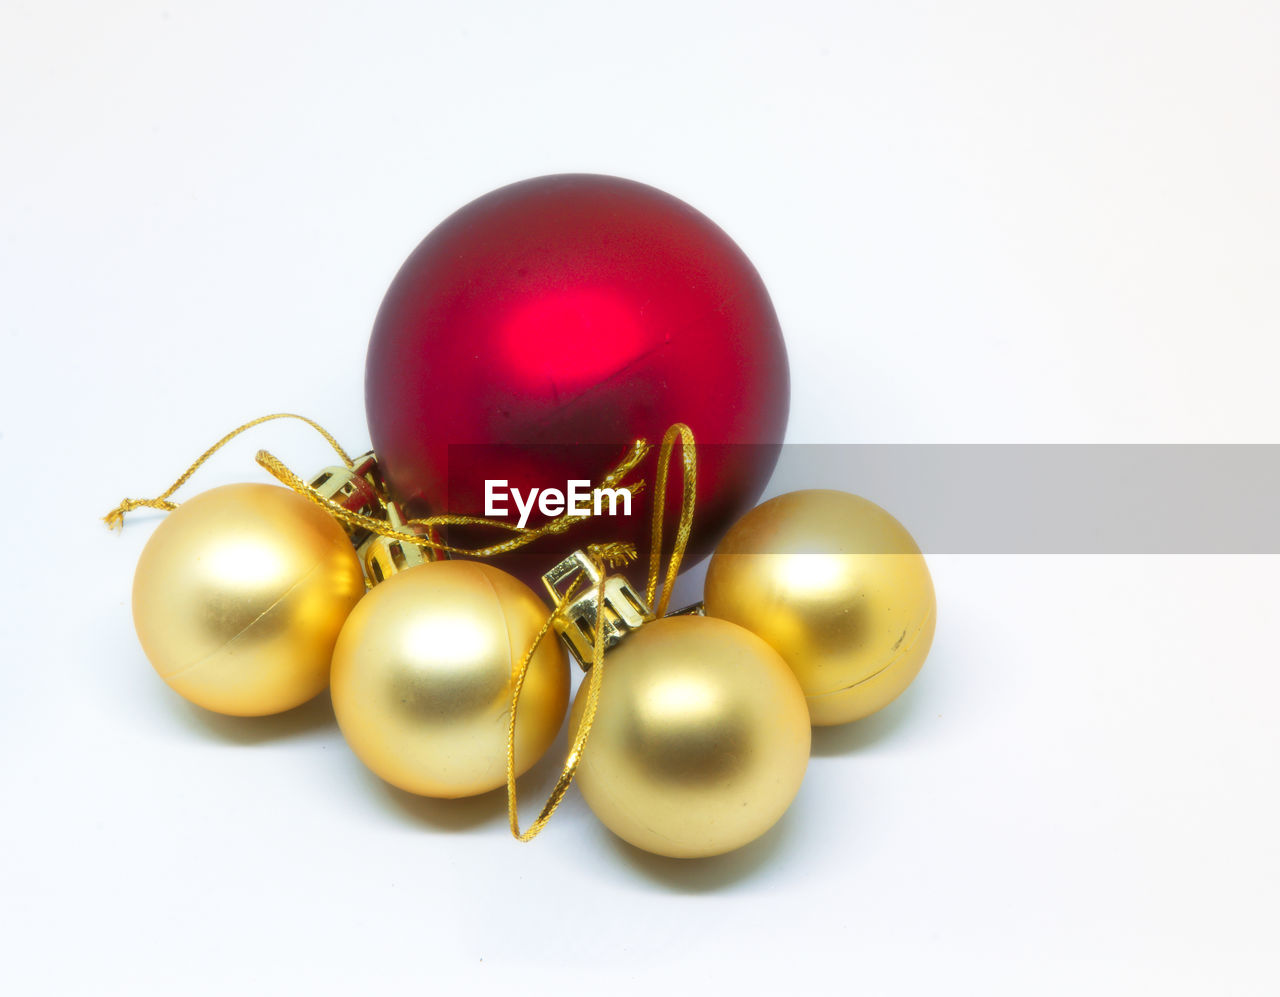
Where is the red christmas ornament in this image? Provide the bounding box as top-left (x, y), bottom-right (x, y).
top-left (365, 174), bottom-right (788, 578)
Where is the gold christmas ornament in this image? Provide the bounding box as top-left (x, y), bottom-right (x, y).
top-left (331, 559), bottom-right (569, 799)
top-left (115, 419), bottom-right (900, 870)
top-left (569, 614), bottom-right (811, 859)
top-left (131, 483), bottom-right (366, 716)
top-left (704, 489), bottom-right (936, 726)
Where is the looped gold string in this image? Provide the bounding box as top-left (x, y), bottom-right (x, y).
top-left (255, 440), bottom-right (651, 559)
top-left (507, 427), bottom-right (698, 842)
top-left (506, 543), bottom-right (632, 842)
top-left (644, 422), bottom-right (697, 619)
top-left (102, 413), bottom-right (353, 530)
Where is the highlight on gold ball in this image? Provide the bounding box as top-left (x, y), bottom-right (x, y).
top-left (704, 489), bottom-right (936, 726)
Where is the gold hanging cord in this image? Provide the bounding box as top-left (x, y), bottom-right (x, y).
top-left (104, 413), bottom-right (651, 559)
top-left (102, 413), bottom-right (353, 530)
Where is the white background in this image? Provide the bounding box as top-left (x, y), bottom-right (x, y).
top-left (2, 2), bottom-right (1278, 994)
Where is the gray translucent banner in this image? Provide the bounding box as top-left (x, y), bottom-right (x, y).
top-left (763, 445), bottom-right (1280, 554)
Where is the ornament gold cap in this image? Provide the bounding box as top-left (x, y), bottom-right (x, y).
top-left (308, 451), bottom-right (382, 545)
top-left (357, 501), bottom-right (440, 586)
top-left (542, 549), bottom-right (650, 668)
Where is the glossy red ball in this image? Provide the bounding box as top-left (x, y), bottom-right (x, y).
top-left (365, 174), bottom-right (788, 580)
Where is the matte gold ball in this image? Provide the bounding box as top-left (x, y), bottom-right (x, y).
top-left (132, 483), bottom-right (366, 716)
top-left (570, 615), bottom-right (810, 859)
top-left (704, 489), bottom-right (936, 726)
top-left (331, 560), bottom-right (569, 799)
